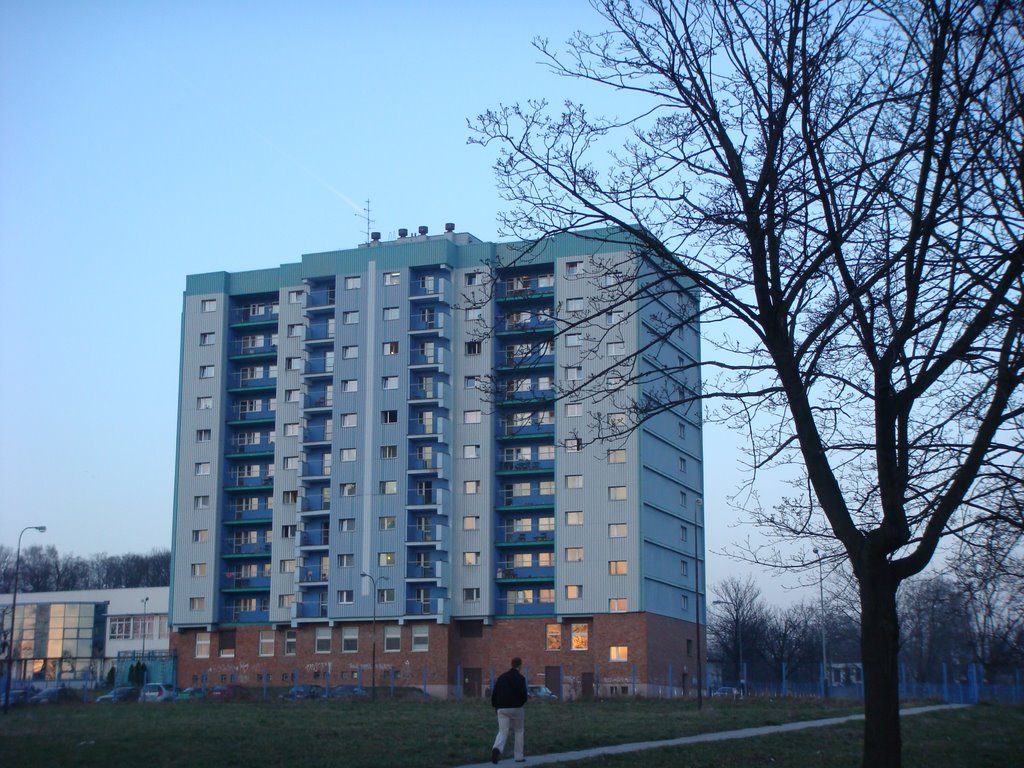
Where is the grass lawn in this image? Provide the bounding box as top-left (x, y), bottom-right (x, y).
top-left (1, 695), bottom-right (1020, 767)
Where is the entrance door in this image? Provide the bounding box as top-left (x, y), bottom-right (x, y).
top-left (545, 666), bottom-right (562, 699)
top-left (463, 667), bottom-right (482, 698)
top-left (581, 672), bottom-right (595, 700)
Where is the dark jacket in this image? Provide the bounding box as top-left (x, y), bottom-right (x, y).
top-left (491, 667), bottom-right (528, 709)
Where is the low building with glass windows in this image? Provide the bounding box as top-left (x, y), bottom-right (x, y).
top-left (171, 225), bottom-right (705, 698)
top-left (0, 587), bottom-right (170, 688)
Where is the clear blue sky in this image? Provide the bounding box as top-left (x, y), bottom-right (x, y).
top-left (0, 1), bottom-right (797, 600)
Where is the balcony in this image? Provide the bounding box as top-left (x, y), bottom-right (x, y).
top-left (497, 491), bottom-right (555, 509)
top-left (304, 395), bottom-right (333, 411)
top-left (496, 318), bottom-right (555, 337)
top-left (406, 524), bottom-right (450, 548)
top-left (306, 324), bottom-right (335, 343)
top-left (303, 424), bottom-right (333, 443)
top-left (407, 417), bottom-right (448, 441)
top-left (225, 542), bottom-right (272, 556)
top-left (221, 574), bottom-right (271, 590)
top-left (229, 407), bottom-right (275, 424)
top-left (408, 275), bottom-right (452, 302)
top-left (301, 496), bottom-right (331, 513)
top-left (498, 597), bottom-right (555, 616)
top-left (304, 358), bottom-right (334, 376)
top-left (497, 419), bottom-right (555, 439)
top-left (408, 312), bottom-right (447, 334)
top-left (498, 351), bottom-right (555, 369)
top-left (226, 474), bottom-right (274, 490)
top-left (498, 528), bottom-right (555, 544)
top-left (406, 562), bottom-right (441, 580)
top-left (228, 372), bottom-right (276, 390)
top-left (495, 565), bottom-right (554, 581)
top-left (227, 440), bottom-right (275, 457)
top-left (295, 600), bottom-right (328, 619)
top-left (298, 566), bottom-right (329, 584)
top-left (496, 459), bottom-right (555, 475)
top-left (407, 452), bottom-right (447, 473)
top-left (224, 507), bottom-right (274, 523)
top-left (299, 530), bottom-right (329, 547)
top-left (305, 287), bottom-right (336, 310)
top-left (404, 597), bottom-right (442, 616)
top-left (221, 608), bottom-right (270, 623)
top-left (231, 305), bottom-right (279, 326)
top-left (407, 487), bottom-right (448, 507)
top-left (408, 382), bottom-right (448, 402)
top-left (497, 284), bottom-right (554, 303)
top-left (230, 340), bottom-right (277, 357)
top-left (301, 460), bottom-right (332, 479)
top-left (408, 346), bottom-right (449, 370)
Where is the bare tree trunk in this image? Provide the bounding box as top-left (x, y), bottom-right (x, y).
top-left (860, 561), bottom-right (902, 768)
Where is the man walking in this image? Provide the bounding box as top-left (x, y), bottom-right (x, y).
top-left (490, 656), bottom-right (528, 763)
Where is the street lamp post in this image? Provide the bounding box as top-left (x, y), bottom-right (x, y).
top-left (4, 525), bottom-right (46, 715)
top-left (140, 596), bottom-right (150, 686)
top-left (812, 548), bottom-right (829, 698)
top-left (360, 572), bottom-right (388, 701)
top-left (713, 599), bottom-right (743, 691)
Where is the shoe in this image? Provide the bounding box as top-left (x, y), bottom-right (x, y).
top-left (491, 747), bottom-right (500, 764)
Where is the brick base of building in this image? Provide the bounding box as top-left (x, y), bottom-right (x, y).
top-left (171, 611), bottom-right (704, 699)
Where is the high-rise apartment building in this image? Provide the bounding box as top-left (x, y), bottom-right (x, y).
top-left (170, 226), bottom-right (704, 697)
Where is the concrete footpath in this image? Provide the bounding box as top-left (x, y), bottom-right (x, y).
top-left (457, 704), bottom-right (968, 767)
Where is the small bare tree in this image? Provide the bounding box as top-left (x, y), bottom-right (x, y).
top-left (470, 1), bottom-right (1023, 765)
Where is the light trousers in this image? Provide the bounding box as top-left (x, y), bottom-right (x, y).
top-left (492, 706), bottom-right (525, 761)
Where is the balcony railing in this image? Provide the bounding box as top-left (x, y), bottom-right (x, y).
top-left (295, 600), bottom-right (328, 619)
top-left (226, 507), bottom-right (274, 522)
top-left (405, 598), bottom-right (441, 615)
top-left (496, 566), bottom-right (554, 580)
top-left (301, 496), bottom-right (331, 513)
top-left (229, 372), bottom-right (276, 389)
top-left (301, 461), bottom-right (332, 478)
top-left (226, 542), bottom-right (272, 555)
top-left (406, 563), bottom-right (438, 579)
top-left (299, 530), bottom-right (329, 547)
top-left (298, 567), bottom-right (329, 584)
top-left (408, 382), bottom-right (448, 401)
top-left (222, 608), bottom-right (270, 623)
top-left (407, 452), bottom-right (447, 472)
top-left (230, 407), bottom-right (275, 422)
top-left (222, 575), bottom-right (271, 590)
top-left (499, 491), bottom-right (555, 507)
top-left (304, 395), bottom-right (333, 409)
top-left (409, 347), bottom-right (449, 368)
top-left (408, 312), bottom-right (447, 333)
top-left (306, 324), bottom-right (335, 342)
top-left (406, 523), bottom-right (449, 547)
top-left (500, 528), bottom-right (555, 544)
top-left (498, 419), bottom-right (555, 438)
top-left (306, 288), bottom-right (335, 308)
top-left (305, 358), bottom-right (334, 375)
top-left (497, 459), bottom-right (555, 473)
top-left (226, 474), bottom-right (274, 488)
top-left (231, 340), bottom-right (277, 356)
top-left (304, 424), bottom-right (333, 442)
top-left (231, 306), bottom-right (278, 324)
top-left (499, 597), bottom-right (555, 616)
top-left (228, 439), bottom-right (275, 455)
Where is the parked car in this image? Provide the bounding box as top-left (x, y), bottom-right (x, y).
top-left (3, 687), bottom-right (34, 707)
top-left (279, 684), bottom-right (326, 701)
top-left (177, 687), bottom-right (206, 701)
top-left (139, 683), bottom-right (177, 702)
top-left (712, 686), bottom-right (742, 698)
top-left (326, 684), bottom-right (368, 700)
top-left (30, 686), bottom-right (80, 705)
top-left (96, 686), bottom-right (139, 703)
top-left (207, 684), bottom-right (246, 701)
top-left (527, 685), bottom-right (558, 701)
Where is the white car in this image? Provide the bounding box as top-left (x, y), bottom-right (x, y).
top-left (139, 683), bottom-right (176, 702)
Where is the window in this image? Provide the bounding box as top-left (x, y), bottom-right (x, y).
top-left (340, 448), bottom-right (357, 462)
top-left (464, 375), bottom-right (480, 389)
top-left (609, 486), bottom-right (627, 501)
top-left (383, 271), bottom-right (400, 285)
top-left (190, 597), bottom-right (206, 611)
top-left (378, 552), bottom-right (395, 566)
top-left (339, 518), bottom-right (355, 532)
top-left (609, 523), bottom-right (627, 538)
top-left (464, 480), bottom-right (480, 495)
top-left (285, 388), bottom-right (301, 403)
top-left (384, 626), bottom-right (401, 652)
top-left (342, 626), bottom-right (358, 652)
top-left (283, 491), bottom-right (298, 505)
top-left (571, 623), bottom-right (589, 650)
top-left (194, 462), bottom-right (211, 476)
top-left (341, 379), bottom-right (358, 393)
top-left (283, 422), bottom-right (300, 437)
top-left (606, 310), bottom-right (624, 325)
top-left (283, 456), bottom-right (299, 470)
top-left (680, 560), bottom-right (690, 577)
top-left (284, 356), bottom-right (301, 372)
top-left (610, 646), bottom-right (629, 662)
top-left (199, 365), bottom-right (215, 379)
top-left (340, 482), bottom-right (357, 497)
top-left (381, 410), bottom-right (398, 424)
top-left (465, 271), bottom-right (480, 286)
top-left (192, 529), bottom-right (208, 543)
top-left (287, 289), bottom-right (304, 304)
top-left (565, 547), bottom-right (583, 562)
top-left (608, 342), bottom-right (625, 356)
top-left (259, 630), bottom-right (275, 657)
top-left (337, 589), bottom-right (354, 604)
top-left (462, 515), bottom-right (479, 530)
top-left (566, 511), bottom-right (583, 526)
top-left (345, 275), bottom-right (361, 290)
top-left (341, 310), bottom-right (359, 326)
top-left (679, 457), bottom-right (688, 472)
top-left (337, 553), bottom-right (354, 568)
top-left (199, 332), bottom-right (215, 346)
top-left (609, 560), bottom-right (628, 575)
top-left (463, 587), bottom-right (480, 602)
top-left (608, 449), bottom-right (626, 464)
top-left (379, 516), bottom-right (396, 530)
top-left (464, 410), bottom-right (482, 424)
top-left (609, 412), bottom-right (627, 427)
top-left (197, 396), bottom-right (212, 410)
top-left (539, 480), bottom-right (555, 495)
top-left (379, 480), bottom-right (397, 495)
top-left (565, 438), bottom-right (582, 452)
top-left (382, 375), bottom-right (398, 390)
top-left (463, 551), bottom-right (480, 566)
top-left (377, 588), bottom-right (395, 603)
top-left (191, 563), bottom-right (207, 577)
top-left (546, 624), bottom-right (562, 651)
top-left (566, 366), bottom-right (582, 381)
top-left (463, 444), bottom-right (480, 459)
top-left (380, 444), bottom-right (398, 459)
top-left (680, 525), bottom-right (689, 542)
top-left (609, 598), bottom-right (628, 612)
top-left (287, 323), bottom-right (303, 338)
top-left (194, 495), bottom-right (210, 510)
top-left (566, 475), bottom-right (583, 489)
top-left (280, 559), bottom-right (296, 573)
top-left (465, 341), bottom-right (482, 355)
top-left (565, 260), bottom-right (582, 275)
top-left (195, 631), bottom-right (210, 657)
top-left (607, 374), bottom-right (624, 389)
top-left (201, 299), bottom-right (216, 313)
top-left (284, 629), bottom-right (296, 655)
top-left (412, 624), bottom-right (429, 652)
top-left (315, 627), bottom-right (331, 654)
top-left (682, 595), bottom-right (690, 611)
top-left (565, 298), bottom-right (584, 312)
top-left (565, 333), bottom-right (582, 348)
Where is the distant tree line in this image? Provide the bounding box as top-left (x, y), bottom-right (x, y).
top-left (0, 545), bottom-right (169, 593)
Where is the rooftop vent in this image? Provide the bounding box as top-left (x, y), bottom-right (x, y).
top-left (398, 228), bottom-right (408, 238)
top-left (444, 222), bottom-right (455, 233)
top-left (418, 226), bottom-right (428, 236)
top-left (371, 231), bottom-right (381, 242)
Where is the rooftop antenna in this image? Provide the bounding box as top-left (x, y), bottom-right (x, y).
top-left (359, 199), bottom-right (374, 244)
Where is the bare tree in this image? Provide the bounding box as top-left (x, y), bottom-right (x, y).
top-left (761, 601), bottom-right (821, 683)
top-left (708, 576), bottom-right (768, 686)
top-left (470, 1), bottom-right (1023, 765)
top-left (897, 576), bottom-right (972, 683)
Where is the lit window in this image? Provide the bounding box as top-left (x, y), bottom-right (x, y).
top-left (464, 480), bottom-right (481, 495)
top-left (546, 624), bottom-right (562, 650)
top-left (571, 623), bottom-right (589, 650)
top-left (566, 511), bottom-right (583, 525)
top-left (195, 631), bottom-right (210, 657)
top-left (464, 410), bottom-right (482, 424)
top-left (566, 475), bottom-right (583, 489)
top-left (383, 341), bottom-right (399, 355)
top-left (609, 486), bottom-right (627, 501)
top-left (463, 588), bottom-right (480, 602)
top-left (609, 598), bottom-right (628, 613)
top-left (191, 563), bottom-right (207, 577)
top-left (565, 547), bottom-right (583, 562)
top-left (463, 551), bottom-right (480, 566)
top-left (383, 271), bottom-right (400, 285)
top-left (609, 523), bottom-right (627, 538)
top-left (462, 515), bottom-right (479, 530)
top-left (610, 645), bottom-right (629, 662)
top-left (609, 560), bottom-right (628, 575)
top-left (382, 376), bottom-right (398, 390)
top-left (201, 299), bottom-right (216, 313)
top-left (345, 276), bottom-right (361, 290)
top-left (379, 552), bottom-right (395, 566)
top-left (199, 365), bottom-right (215, 379)
top-left (315, 627), bottom-right (331, 654)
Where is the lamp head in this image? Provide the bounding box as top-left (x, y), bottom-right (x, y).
top-left (35, 526), bottom-right (47, 533)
